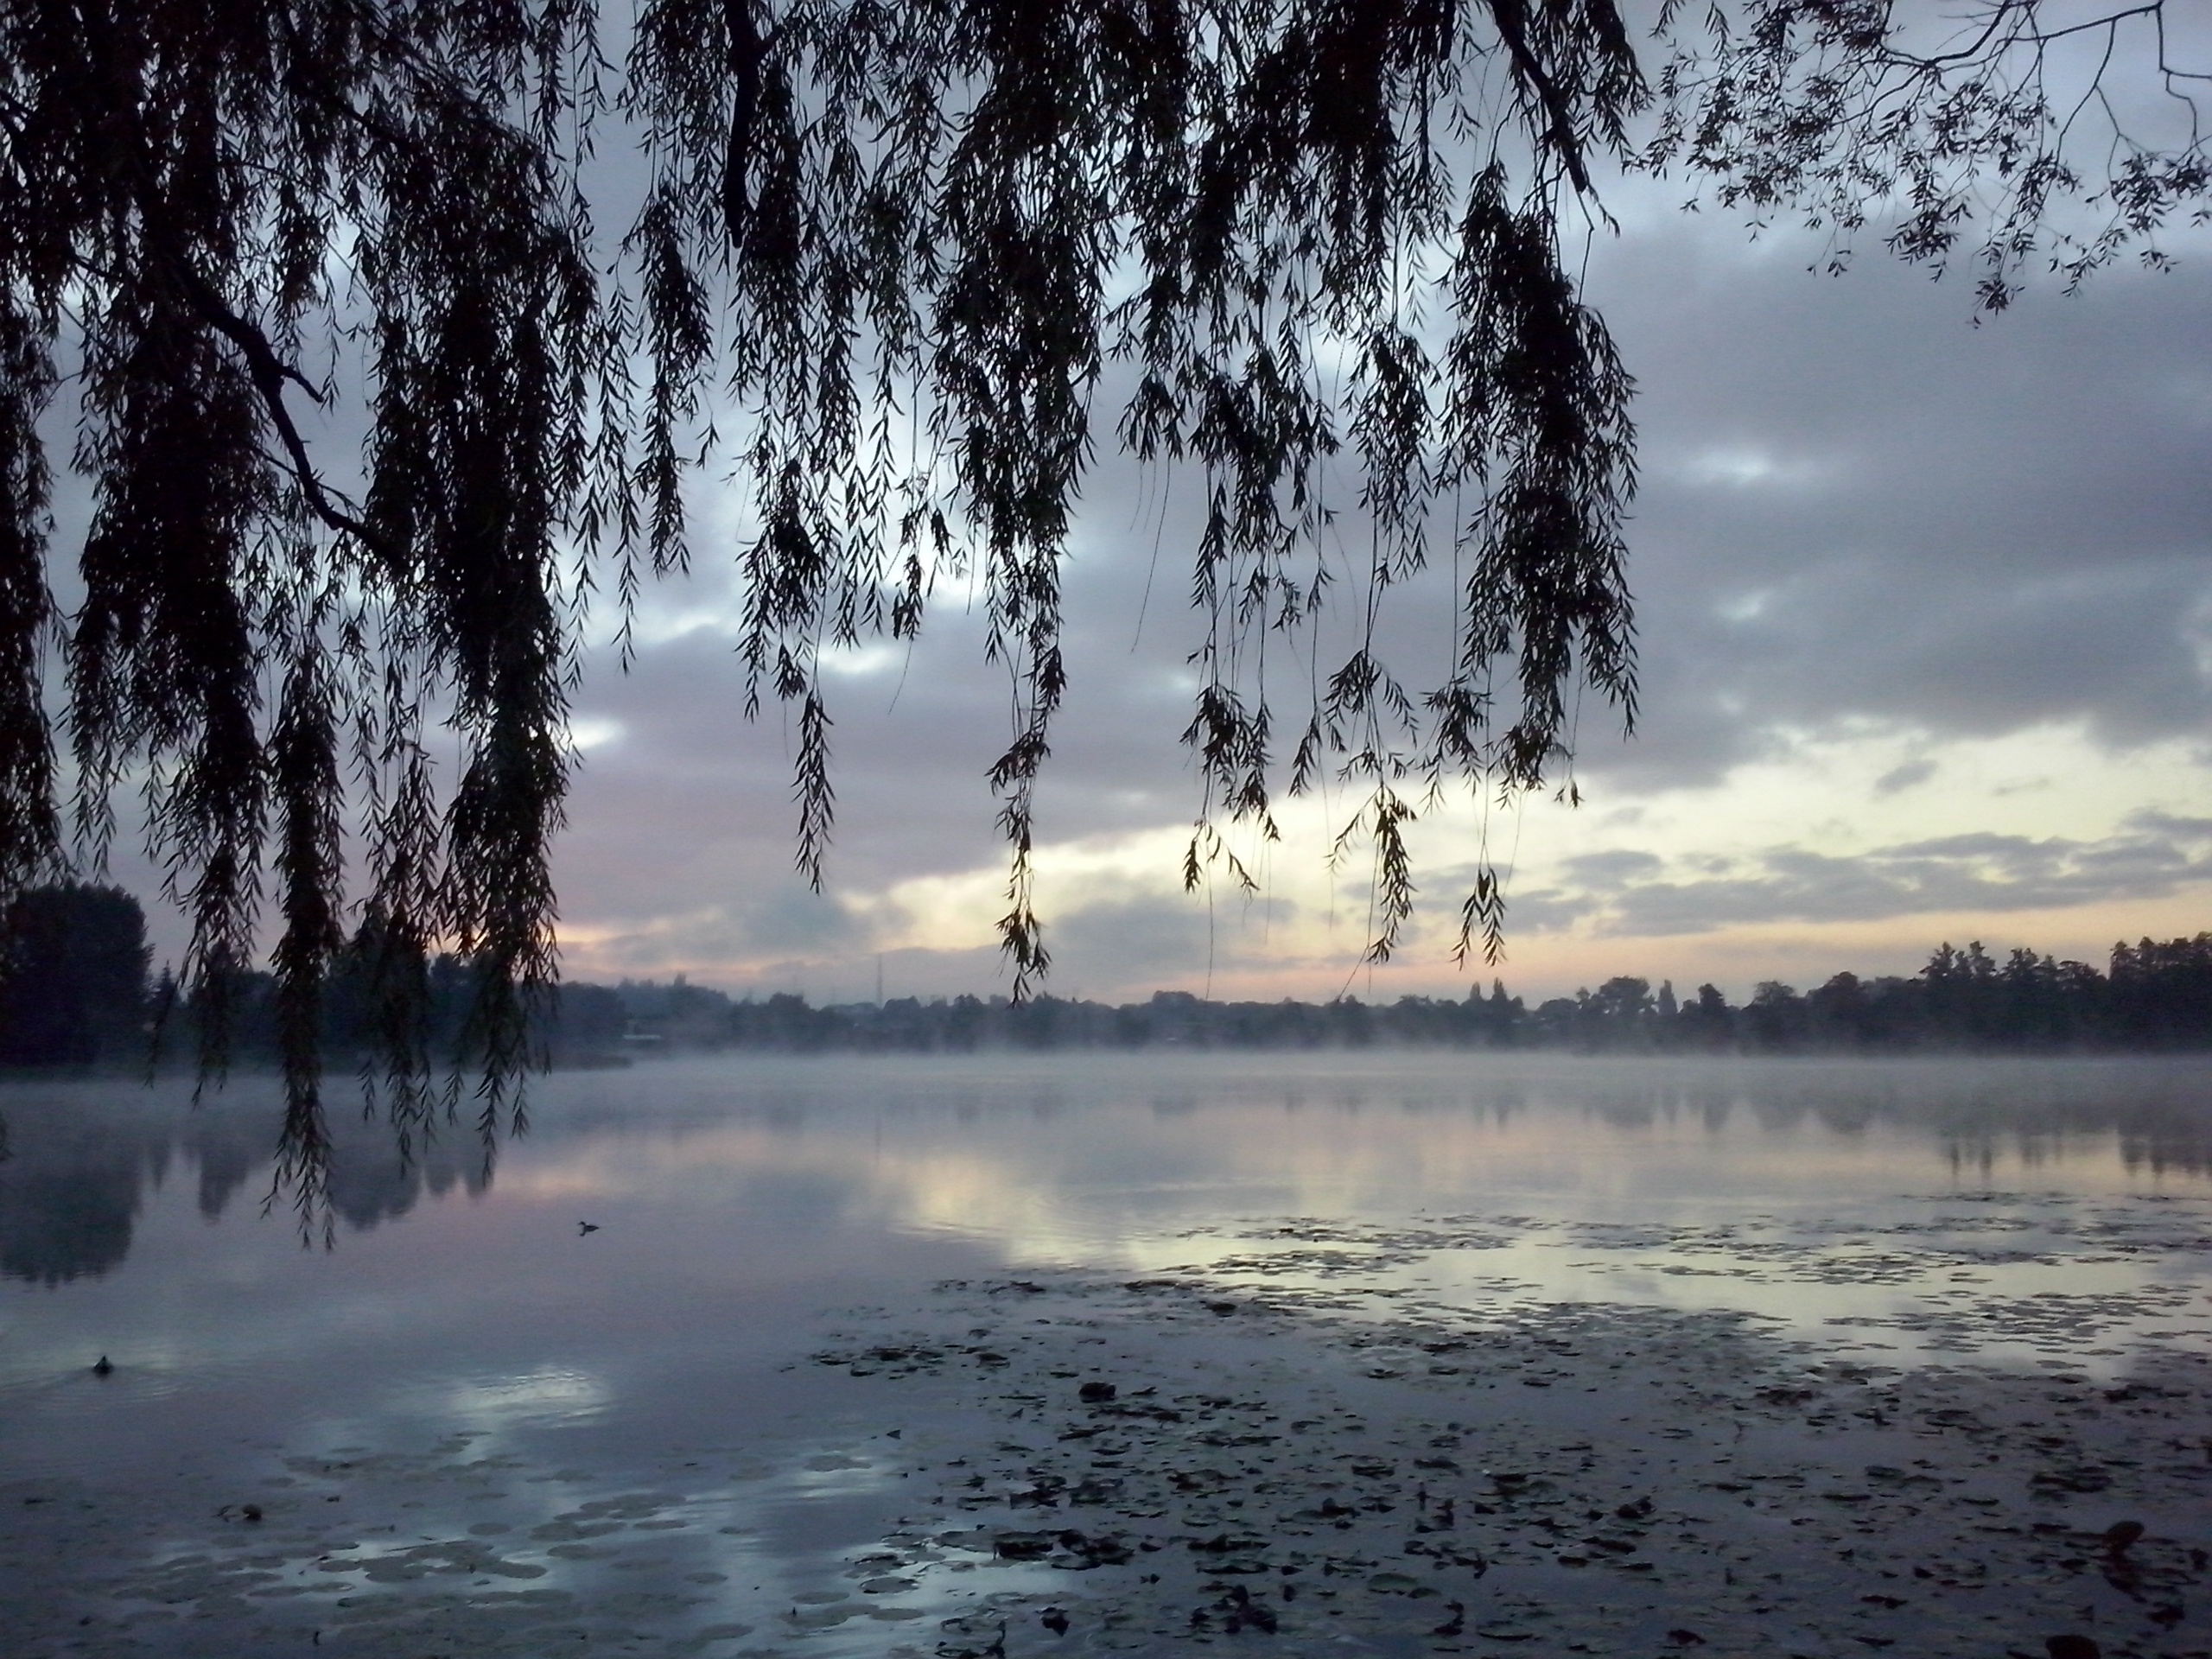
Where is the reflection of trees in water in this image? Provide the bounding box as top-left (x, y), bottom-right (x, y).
top-left (323, 1120), bottom-right (487, 1232)
top-left (2116, 1134), bottom-right (2212, 1179)
top-left (1484, 1061), bottom-right (2212, 1179)
top-left (0, 1061), bottom-right (2202, 1284)
top-left (194, 1122), bottom-right (257, 1221)
top-left (1915, 1072), bottom-right (2212, 1181)
top-left (0, 1084), bottom-right (487, 1285)
top-left (0, 1122), bottom-right (152, 1284)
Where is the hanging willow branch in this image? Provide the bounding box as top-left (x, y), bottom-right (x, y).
top-left (1647, 1), bottom-right (2212, 308)
top-left (3, 0), bottom-right (614, 1200)
top-left (625, 0), bottom-right (1646, 1002)
top-left (2, 1), bottom-right (2201, 1208)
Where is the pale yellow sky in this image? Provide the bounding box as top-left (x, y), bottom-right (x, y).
top-left (556, 715), bottom-right (2210, 1003)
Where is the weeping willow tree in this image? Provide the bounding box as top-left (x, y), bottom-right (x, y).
top-left (1, 0), bottom-right (2202, 1205)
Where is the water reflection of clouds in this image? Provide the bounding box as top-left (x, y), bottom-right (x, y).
top-left (2, 1053), bottom-right (2206, 1656)
top-left (520, 1057), bottom-right (2206, 1373)
top-left (461, 1061), bottom-right (2212, 1329)
top-left (493, 1165), bottom-right (626, 1200)
top-left (3, 1056), bottom-right (2207, 1292)
top-left (431, 1364), bottom-right (612, 1429)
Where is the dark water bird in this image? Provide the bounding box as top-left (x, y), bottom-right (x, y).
top-left (1039, 1607), bottom-right (1069, 1636)
top-left (91, 1356), bottom-right (113, 1376)
top-left (1222, 1584), bottom-right (1276, 1634)
top-left (1432, 1602), bottom-right (1466, 1637)
top-left (2102, 1519), bottom-right (2145, 1553)
top-left (577, 1221), bottom-right (601, 1236)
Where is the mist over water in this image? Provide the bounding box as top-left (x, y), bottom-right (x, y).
top-left (3, 1054), bottom-right (2208, 1656)
top-left (4, 1054), bottom-right (2209, 1431)
top-left (5, 1053), bottom-right (2207, 1282)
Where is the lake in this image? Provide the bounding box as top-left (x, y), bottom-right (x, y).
top-left (3, 1053), bottom-right (2209, 1658)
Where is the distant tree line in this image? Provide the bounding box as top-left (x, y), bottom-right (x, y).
top-left (3, 884), bottom-right (2209, 1069)
top-left (613, 938), bottom-right (2212, 1057)
top-left (0, 883), bottom-right (628, 1072)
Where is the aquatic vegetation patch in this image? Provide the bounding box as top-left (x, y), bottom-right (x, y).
top-left (5, 1186), bottom-right (2208, 1657)
top-left (792, 1199), bottom-right (2212, 1658)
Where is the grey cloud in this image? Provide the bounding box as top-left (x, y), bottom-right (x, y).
top-left (1050, 893), bottom-right (1215, 984)
top-left (1479, 886), bottom-right (1603, 935)
top-left (1570, 226), bottom-right (2212, 786)
top-left (546, 213), bottom-right (2212, 976)
top-left (562, 556), bottom-right (1210, 903)
top-left (1875, 758), bottom-right (1937, 795)
top-left (734, 887), bottom-right (890, 954)
top-left (577, 882), bottom-right (901, 976)
top-left (1047, 888), bottom-right (1300, 993)
top-left (1523, 811), bottom-right (2212, 938)
top-left (2131, 810), bottom-right (2212, 838)
top-left (1560, 849), bottom-right (1665, 884)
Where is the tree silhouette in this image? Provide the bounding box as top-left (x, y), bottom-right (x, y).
top-left (0, 883), bottom-right (149, 1066)
top-left (2, 2), bottom-right (2201, 1197)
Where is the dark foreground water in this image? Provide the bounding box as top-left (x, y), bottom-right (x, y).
top-left (3, 1054), bottom-right (2209, 1659)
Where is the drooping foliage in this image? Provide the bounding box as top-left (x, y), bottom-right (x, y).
top-left (620, 0), bottom-right (1647, 988)
top-left (1, 2), bottom-right (2201, 1200)
top-left (2, 0), bottom-right (617, 1216)
top-left (1648, 1), bottom-right (2212, 309)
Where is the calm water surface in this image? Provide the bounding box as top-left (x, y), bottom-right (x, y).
top-left (3, 1052), bottom-right (2209, 1653)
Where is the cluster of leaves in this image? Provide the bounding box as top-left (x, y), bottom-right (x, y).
top-left (1647, 0), bottom-right (2212, 308)
top-left (1, 0), bottom-right (617, 1214)
top-left (624, 0), bottom-right (1645, 988)
top-left (3, 3), bottom-right (2204, 1205)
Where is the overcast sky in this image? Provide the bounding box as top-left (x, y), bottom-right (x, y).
top-left (50, 97), bottom-right (2202, 1009)
top-left (538, 187), bottom-right (2212, 1007)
